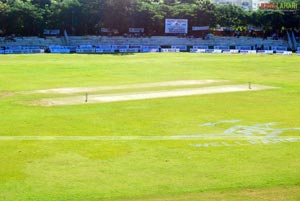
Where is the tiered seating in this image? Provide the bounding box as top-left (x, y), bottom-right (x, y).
top-left (214, 46), bottom-right (229, 50)
top-left (48, 45), bottom-right (71, 53)
top-left (120, 48), bottom-right (139, 53)
top-left (272, 46), bottom-right (292, 54)
top-left (113, 45), bottom-right (131, 53)
top-left (161, 48), bottom-right (180, 52)
top-left (257, 50), bottom-right (274, 54)
top-left (190, 46), bottom-right (209, 53)
top-left (210, 36), bottom-right (288, 47)
top-left (297, 47), bottom-right (300, 55)
top-left (255, 46), bottom-right (272, 54)
top-left (236, 46), bottom-right (256, 54)
top-left (0, 35), bottom-right (292, 55)
top-left (95, 45), bottom-right (115, 53)
top-left (70, 36), bottom-right (102, 45)
top-left (226, 49), bottom-right (240, 54)
top-left (76, 45), bottom-right (95, 53)
top-left (67, 36), bottom-right (289, 47)
top-left (212, 46), bottom-right (228, 53)
top-left (4, 46), bottom-right (43, 54)
top-left (0, 37), bottom-right (64, 46)
top-left (141, 45), bottom-right (160, 52)
top-left (171, 45), bottom-right (187, 51)
top-left (0, 35), bottom-right (289, 49)
top-left (88, 44), bottom-right (158, 53)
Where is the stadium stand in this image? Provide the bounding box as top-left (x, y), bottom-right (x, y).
top-left (282, 51), bottom-right (293, 55)
top-left (229, 49), bottom-right (240, 54)
top-left (272, 46), bottom-right (287, 52)
top-left (129, 45), bottom-right (143, 49)
top-left (76, 45), bottom-right (95, 53)
top-left (4, 46), bottom-right (44, 54)
top-left (0, 36), bottom-right (289, 47)
top-left (190, 45), bottom-right (209, 53)
top-left (112, 45), bottom-right (137, 53)
top-left (65, 36), bottom-right (288, 47)
top-left (141, 45), bottom-right (160, 53)
top-left (0, 35), bottom-right (292, 55)
top-left (271, 46), bottom-right (292, 55)
top-left (258, 50), bottom-right (274, 54)
top-left (161, 48), bottom-right (180, 53)
top-left (171, 45), bottom-right (187, 52)
top-left (0, 36), bottom-right (64, 46)
top-left (95, 45), bottom-right (115, 53)
top-left (119, 47), bottom-right (139, 53)
top-left (236, 46), bottom-right (256, 54)
top-left (212, 46), bottom-right (229, 53)
top-left (236, 46), bottom-right (252, 50)
top-left (212, 49), bottom-right (223, 53)
top-left (297, 47), bottom-right (300, 55)
top-left (48, 45), bottom-right (71, 53)
top-left (214, 46), bottom-right (230, 51)
top-left (111, 45), bottom-right (129, 52)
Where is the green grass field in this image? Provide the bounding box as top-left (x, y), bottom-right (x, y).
top-left (0, 54), bottom-right (300, 201)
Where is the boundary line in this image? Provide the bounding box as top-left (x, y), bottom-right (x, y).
top-left (0, 135), bottom-right (300, 141)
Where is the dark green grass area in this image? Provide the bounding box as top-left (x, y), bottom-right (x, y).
top-left (0, 54), bottom-right (300, 200)
top-left (1, 141), bottom-right (300, 201)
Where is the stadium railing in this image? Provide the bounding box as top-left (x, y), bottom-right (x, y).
top-left (236, 46), bottom-right (256, 54)
top-left (112, 45), bottom-right (129, 50)
top-left (48, 45), bottom-right (71, 53)
top-left (255, 46), bottom-right (272, 54)
top-left (257, 50), bottom-right (274, 54)
top-left (4, 46), bottom-right (44, 54)
top-left (190, 46), bottom-right (209, 53)
top-left (76, 45), bottom-right (95, 53)
top-left (141, 45), bottom-right (160, 52)
top-left (119, 45), bottom-right (142, 53)
top-left (161, 48), bottom-right (180, 53)
top-left (271, 46), bottom-right (292, 54)
top-left (211, 49), bottom-right (222, 53)
top-left (119, 48), bottom-right (139, 53)
top-left (95, 45), bottom-right (115, 53)
top-left (224, 49), bottom-right (239, 54)
top-left (281, 51), bottom-right (293, 55)
top-left (171, 45), bottom-right (187, 52)
top-left (211, 46), bottom-right (229, 53)
top-left (130, 45), bottom-right (143, 49)
top-left (214, 46), bottom-right (229, 50)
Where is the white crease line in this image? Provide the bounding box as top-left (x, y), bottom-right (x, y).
top-left (30, 80), bottom-right (227, 94)
top-left (0, 135), bottom-right (299, 141)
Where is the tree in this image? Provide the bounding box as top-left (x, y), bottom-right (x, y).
top-left (4, 0), bottom-right (44, 35)
top-left (46, 0), bottom-right (81, 34)
top-left (216, 4), bottom-right (250, 29)
top-left (0, 0), bottom-right (299, 36)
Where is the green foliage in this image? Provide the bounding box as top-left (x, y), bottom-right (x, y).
top-left (216, 5), bottom-right (249, 28)
top-left (46, 0), bottom-right (81, 33)
top-left (0, 0), bottom-right (299, 35)
top-left (1, 0), bottom-right (45, 35)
